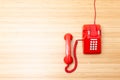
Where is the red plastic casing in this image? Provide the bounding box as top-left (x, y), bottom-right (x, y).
top-left (83, 24), bottom-right (101, 54)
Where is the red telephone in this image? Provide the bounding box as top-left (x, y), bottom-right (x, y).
top-left (64, 24), bottom-right (101, 73)
top-left (83, 24), bottom-right (101, 54)
top-left (63, 0), bottom-right (101, 73)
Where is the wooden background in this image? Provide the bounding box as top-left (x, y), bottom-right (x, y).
top-left (0, 0), bottom-right (120, 80)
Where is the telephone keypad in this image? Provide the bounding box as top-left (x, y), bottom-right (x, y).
top-left (90, 39), bottom-right (98, 50)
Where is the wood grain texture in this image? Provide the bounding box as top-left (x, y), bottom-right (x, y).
top-left (0, 0), bottom-right (120, 80)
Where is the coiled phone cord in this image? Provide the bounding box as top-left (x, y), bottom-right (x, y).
top-left (65, 39), bottom-right (83, 73)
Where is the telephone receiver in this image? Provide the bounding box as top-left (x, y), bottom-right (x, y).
top-left (64, 33), bottom-right (73, 65)
top-left (64, 24), bottom-right (101, 73)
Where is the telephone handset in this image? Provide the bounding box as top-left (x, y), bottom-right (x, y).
top-left (64, 33), bottom-right (82, 73)
top-left (64, 24), bottom-right (101, 73)
top-left (64, 33), bottom-right (73, 65)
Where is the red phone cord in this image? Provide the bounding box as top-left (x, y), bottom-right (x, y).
top-left (94, 0), bottom-right (96, 24)
top-left (65, 39), bottom-right (83, 73)
top-left (65, 0), bottom-right (96, 73)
